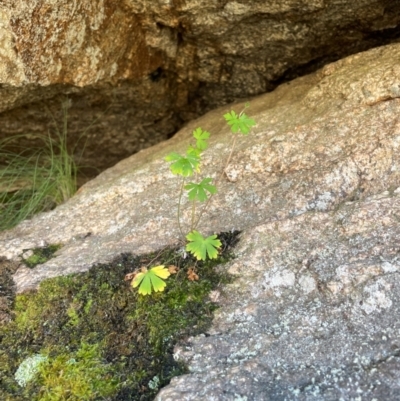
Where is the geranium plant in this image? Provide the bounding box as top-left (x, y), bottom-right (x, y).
top-left (130, 103), bottom-right (256, 295)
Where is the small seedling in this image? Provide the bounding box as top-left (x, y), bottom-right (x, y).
top-left (130, 103), bottom-right (256, 295)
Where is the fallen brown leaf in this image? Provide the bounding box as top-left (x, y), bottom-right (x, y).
top-left (124, 272), bottom-right (137, 281)
top-left (124, 266), bottom-right (148, 281)
top-left (187, 267), bottom-right (199, 281)
top-left (168, 265), bottom-right (179, 274)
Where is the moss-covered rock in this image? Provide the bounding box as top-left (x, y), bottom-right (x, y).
top-left (23, 244), bottom-right (62, 268)
top-left (0, 232), bottom-right (239, 400)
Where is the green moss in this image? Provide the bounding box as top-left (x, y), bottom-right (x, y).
top-left (23, 244), bottom-right (62, 268)
top-left (34, 342), bottom-right (118, 401)
top-left (0, 231), bottom-right (239, 401)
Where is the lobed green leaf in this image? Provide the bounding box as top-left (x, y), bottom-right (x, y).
top-left (186, 146), bottom-right (202, 159)
top-left (165, 151), bottom-right (200, 177)
top-left (185, 178), bottom-right (217, 202)
top-left (192, 128), bottom-right (210, 151)
top-left (224, 110), bottom-right (256, 135)
top-left (186, 230), bottom-right (222, 261)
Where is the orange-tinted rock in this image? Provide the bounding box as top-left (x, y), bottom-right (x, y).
top-left (0, 0), bottom-right (400, 174)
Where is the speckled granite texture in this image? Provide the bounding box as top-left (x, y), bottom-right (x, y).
top-left (1, 44), bottom-right (400, 400)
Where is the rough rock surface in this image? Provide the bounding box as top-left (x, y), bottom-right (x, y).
top-left (1, 0), bottom-right (400, 172)
top-left (157, 193), bottom-right (400, 400)
top-left (2, 43), bottom-right (400, 399)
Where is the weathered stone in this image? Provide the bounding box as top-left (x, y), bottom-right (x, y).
top-left (1, 0), bottom-right (400, 173)
top-left (156, 192), bottom-right (400, 400)
top-left (1, 43), bottom-right (400, 399)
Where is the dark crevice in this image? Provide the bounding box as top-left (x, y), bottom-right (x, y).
top-left (271, 24), bottom-right (400, 88)
top-left (149, 67), bottom-right (165, 82)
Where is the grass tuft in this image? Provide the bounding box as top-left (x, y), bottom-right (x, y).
top-left (0, 101), bottom-right (77, 232)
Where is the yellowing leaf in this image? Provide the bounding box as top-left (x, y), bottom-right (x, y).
top-left (131, 265), bottom-right (171, 295)
top-left (124, 271), bottom-right (137, 281)
top-left (150, 265), bottom-right (171, 279)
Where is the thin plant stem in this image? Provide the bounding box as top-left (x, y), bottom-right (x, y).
top-left (192, 134), bottom-right (238, 231)
top-left (190, 171), bottom-right (199, 231)
top-left (45, 97), bottom-right (111, 182)
top-left (191, 198), bottom-right (196, 232)
top-left (191, 104), bottom-right (250, 232)
top-left (177, 177), bottom-right (186, 240)
top-left (144, 246), bottom-right (169, 269)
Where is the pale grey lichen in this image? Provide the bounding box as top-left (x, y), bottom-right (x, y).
top-left (148, 375), bottom-right (160, 390)
top-left (14, 354), bottom-right (48, 387)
